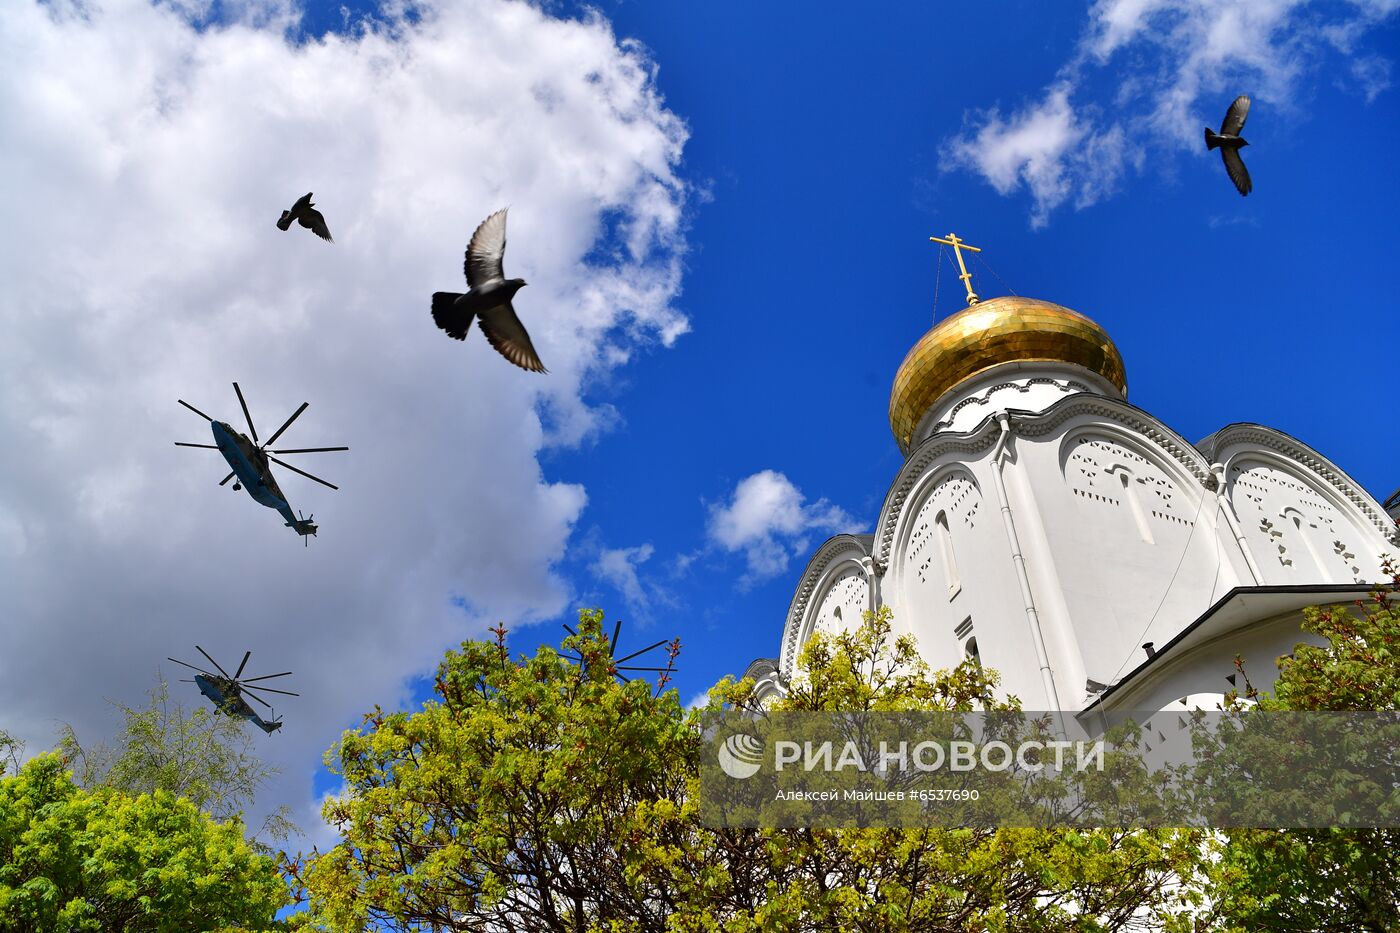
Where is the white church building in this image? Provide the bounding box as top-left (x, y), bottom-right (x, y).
top-left (745, 270), bottom-right (1399, 724)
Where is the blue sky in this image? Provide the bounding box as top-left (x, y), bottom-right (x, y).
top-left (2, 0), bottom-right (1396, 843)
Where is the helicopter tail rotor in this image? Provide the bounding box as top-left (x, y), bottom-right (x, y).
top-left (288, 511), bottom-right (318, 544)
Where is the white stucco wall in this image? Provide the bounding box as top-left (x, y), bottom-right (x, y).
top-left (888, 460), bottom-right (1041, 695)
top-left (1087, 609), bottom-right (1326, 720)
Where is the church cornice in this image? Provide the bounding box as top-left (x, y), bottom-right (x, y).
top-left (924, 375), bottom-right (1098, 437)
top-left (873, 394), bottom-right (1216, 564)
top-left (1015, 397), bottom-right (1216, 487)
top-left (1206, 423), bottom-right (1399, 545)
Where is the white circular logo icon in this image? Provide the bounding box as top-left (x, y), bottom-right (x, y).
top-left (718, 733), bottom-right (765, 779)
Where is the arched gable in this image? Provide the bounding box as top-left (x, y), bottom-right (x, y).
top-left (1203, 424), bottom-right (1398, 548)
top-left (888, 465), bottom-right (1000, 670)
top-left (1058, 427), bottom-right (1206, 546)
top-left (873, 393), bottom-right (1214, 568)
top-left (892, 466), bottom-right (983, 595)
top-left (779, 534), bottom-right (874, 676)
top-left (1202, 426), bottom-right (1397, 584)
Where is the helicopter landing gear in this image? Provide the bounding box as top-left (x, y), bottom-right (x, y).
top-left (233, 482), bottom-right (242, 491)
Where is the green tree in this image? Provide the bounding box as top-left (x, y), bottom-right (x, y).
top-left (656, 608), bottom-right (1208, 932)
top-left (58, 677), bottom-right (295, 846)
top-left (294, 611), bottom-right (690, 931)
top-left (1205, 560), bottom-right (1400, 933)
top-left (0, 731), bottom-right (20, 778)
top-left (0, 753), bottom-right (287, 932)
top-left (295, 608), bottom-right (1210, 931)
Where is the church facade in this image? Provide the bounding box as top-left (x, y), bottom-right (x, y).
top-left (747, 288), bottom-right (1398, 723)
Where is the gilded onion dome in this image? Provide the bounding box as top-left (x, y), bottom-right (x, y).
top-left (888, 296), bottom-right (1127, 453)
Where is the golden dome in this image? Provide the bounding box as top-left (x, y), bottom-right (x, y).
top-left (889, 296), bottom-right (1127, 452)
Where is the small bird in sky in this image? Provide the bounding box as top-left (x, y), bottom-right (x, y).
top-left (276, 192), bottom-right (333, 242)
top-left (1205, 95), bottom-right (1252, 196)
top-left (431, 207), bottom-right (547, 374)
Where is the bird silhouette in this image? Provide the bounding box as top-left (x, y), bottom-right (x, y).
top-left (431, 208), bottom-right (547, 374)
top-left (276, 192), bottom-right (333, 242)
top-left (1205, 95), bottom-right (1252, 196)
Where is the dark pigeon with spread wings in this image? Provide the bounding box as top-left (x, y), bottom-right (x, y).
top-left (277, 192), bottom-right (333, 241)
top-left (1204, 95), bottom-right (1252, 196)
top-left (431, 207), bottom-right (547, 374)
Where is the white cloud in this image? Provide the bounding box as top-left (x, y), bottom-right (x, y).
top-left (944, 0), bottom-right (1400, 224)
top-left (944, 85), bottom-right (1134, 228)
top-left (592, 542), bottom-right (662, 618)
top-left (0, 0), bottom-right (689, 847)
top-left (706, 471), bottom-right (855, 587)
top-left (1347, 54), bottom-right (1392, 101)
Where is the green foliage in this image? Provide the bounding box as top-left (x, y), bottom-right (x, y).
top-left (1254, 560), bottom-right (1400, 713)
top-left (58, 677), bottom-right (295, 846)
top-left (0, 753), bottom-right (287, 932)
top-left (1205, 562), bottom-right (1400, 933)
top-left (754, 603), bottom-right (1006, 714)
top-left (294, 609), bottom-right (691, 931)
top-left (296, 607), bottom-right (1209, 931)
top-left (674, 608), bottom-right (1209, 932)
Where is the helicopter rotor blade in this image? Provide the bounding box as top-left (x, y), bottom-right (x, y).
top-left (175, 442), bottom-right (220, 449)
top-left (614, 639), bottom-right (669, 665)
top-left (233, 650), bottom-right (251, 679)
top-left (242, 684), bottom-right (300, 697)
top-left (263, 402), bottom-right (308, 448)
top-left (168, 657), bottom-right (215, 677)
top-left (267, 456), bottom-right (339, 490)
top-left (240, 671), bottom-right (293, 682)
top-left (611, 620), bottom-right (622, 651)
top-left (218, 472), bottom-right (236, 486)
top-left (270, 447), bottom-right (349, 454)
top-left (243, 690), bottom-right (273, 710)
top-left (232, 383), bottom-right (258, 444)
top-left (178, 399), bottom-right (214, 422)
top-left (196, 645), bottom-right (232, 679)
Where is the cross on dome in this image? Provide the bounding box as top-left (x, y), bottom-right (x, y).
top-left (929, 232), bottom-right (982, 307)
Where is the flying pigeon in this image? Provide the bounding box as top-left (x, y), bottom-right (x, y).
top-left (277, 192), bottom-right (333, 242)
top-left (1204, 95), bottom-right (1252, 196)
top-left (431, 208), bottom-right (547, 374)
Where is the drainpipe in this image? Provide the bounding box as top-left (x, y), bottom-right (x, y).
top-left (990, 412), bottom-right (1065, 717)
top-left (1211, 463), bottom-right (1263, 584)
top-left (861, 555), bottom-right (884, 617)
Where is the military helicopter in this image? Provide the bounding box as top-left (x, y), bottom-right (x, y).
top-left (176, 383), bottom-right (347, 542)
top-left (167, 646), bottom-right (298, 735)
top-left (560, 619), bottom-right (677, 684)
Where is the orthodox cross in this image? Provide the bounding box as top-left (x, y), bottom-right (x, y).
top-left (929, 232), bottom-right (982, 307)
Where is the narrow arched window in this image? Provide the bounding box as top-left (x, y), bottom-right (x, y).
top-left (1111, 467), bottom-right (1155, 544)
top-left (1284, 508), bottom-right (1333, 583)
top-left (936, 510), bottom-right (960, 597)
